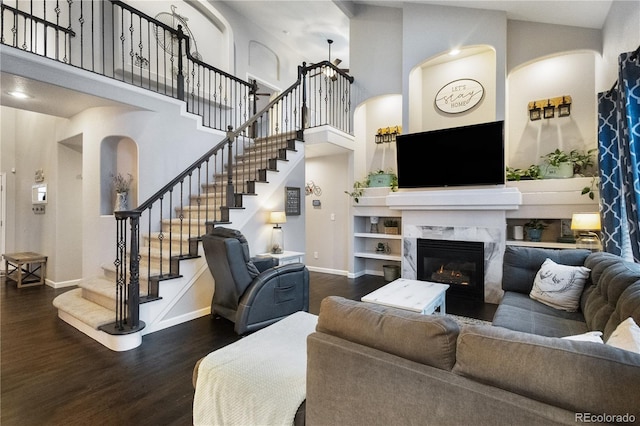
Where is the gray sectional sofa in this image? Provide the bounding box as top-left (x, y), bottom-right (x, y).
top-left (306, 247), bottom-right (640, 425)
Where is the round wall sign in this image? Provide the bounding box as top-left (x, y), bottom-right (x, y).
top-left (434, 79), bottom-right (485, 114)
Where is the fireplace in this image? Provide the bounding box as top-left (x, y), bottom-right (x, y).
top-left (417, 239), bottom-right (485, 302)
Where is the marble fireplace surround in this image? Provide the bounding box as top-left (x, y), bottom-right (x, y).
top-left (387, 187), bottom-right (522, 304)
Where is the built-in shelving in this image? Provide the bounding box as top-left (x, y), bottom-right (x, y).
top-left (351, 187), bottom-right (402, 277)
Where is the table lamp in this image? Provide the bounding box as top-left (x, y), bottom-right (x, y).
top-left (269, 211), bottom-right (286, 254)
top-left (571, 212), bottom-right (602, 251)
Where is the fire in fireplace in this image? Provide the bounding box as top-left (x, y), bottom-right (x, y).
top-left (417, 239), bottom-right (484, 301)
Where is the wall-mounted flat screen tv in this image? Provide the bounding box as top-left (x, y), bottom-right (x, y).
top-left (396, 121), bottom-right (505, 188)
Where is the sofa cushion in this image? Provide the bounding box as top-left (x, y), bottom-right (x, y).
top-left (583, 252), bottom-right (640, 340)
top-left (606, 317), bottom-right (640, 354)
top-left (454, 325), bottom-right (640, 415)
top-left (529, 258), bottom-right (591, 312)
top-left (492, 292), bottom-right (588, 337)
top-left (561, 331), bottom-right (604, 343)
top-left (316, 296), bottom-right (459, 371)
top-left (502, 246), bottom-right (591, 294)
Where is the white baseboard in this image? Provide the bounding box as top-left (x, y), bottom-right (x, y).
top-left (306, 266), bottom-right (349, 276)
top-left (46, 278), bottom-right (82, 289)
top-left (141, 306), bottom-right (211, 335)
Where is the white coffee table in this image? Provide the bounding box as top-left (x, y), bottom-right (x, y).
top-left (361, 278), bottom-right (449, 315)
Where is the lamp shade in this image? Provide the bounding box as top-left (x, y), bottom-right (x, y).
top-left (571, 213), bottom-right (601, 231)
top-left (269, 211), bottom-right (287, 225)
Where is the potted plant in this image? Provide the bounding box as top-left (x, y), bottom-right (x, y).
top-left (345, 170), bottom-right (398, 203)
top-left (524, 219), bottom-right (547, 242)
top-left (539, 149), bottom-right (574, 178)
top-left (367, 169), bottom-right (399, 190)
top-left (569, 148), bottom-right (597, 176)
top-left (540, 148), bottom-right (597, 179)
top-left (384, 219), bottom-right (399, 235)
top-left (112, 172), bottom-right (133, 212)
top-left (506, 165), bottom-right (541, 181)
top-left (344, 179), bottom-right (368, 203)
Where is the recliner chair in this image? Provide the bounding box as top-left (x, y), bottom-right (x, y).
top-left (201, 227), bottom-right (309, 334)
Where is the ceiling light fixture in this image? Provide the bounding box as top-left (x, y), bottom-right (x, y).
top-left (8, 90), bottom-right (31, 99)
top-left (449, 48), bottom-right (461, 56)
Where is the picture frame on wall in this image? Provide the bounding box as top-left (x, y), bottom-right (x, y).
top-left (285, 187), bottom-right (301, 215)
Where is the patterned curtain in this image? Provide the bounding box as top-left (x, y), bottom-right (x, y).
top-left (597, 50), bottom-right (640, 261)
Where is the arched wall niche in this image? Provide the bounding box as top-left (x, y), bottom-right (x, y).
top-left (353, 94), bottom-right (402, 179)
top-left (506, 50), bottom-right (598, 170)
top-left (408, 45), bottom-right (497, 133)
top-left (100, 136), bottom-right (138, 215)
top-left (249, 40), bottom-right (280, 82)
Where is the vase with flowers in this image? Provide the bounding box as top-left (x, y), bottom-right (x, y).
top-left (112, 173), bottom-right (133, 212)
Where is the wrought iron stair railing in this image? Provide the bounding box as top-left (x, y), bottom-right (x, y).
top-left (0, 0), bottom-right (354, 335)
top-left (105, 60), bottom-right (353, 334)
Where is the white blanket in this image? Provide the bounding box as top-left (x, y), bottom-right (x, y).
top-left (193, 311), bottom-right (318, 426)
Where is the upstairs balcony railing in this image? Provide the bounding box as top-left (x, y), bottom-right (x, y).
top-left (1, 0), bottom-right (255, 131)
top-left (1, 0), bottom-right (355, 134)
top-left (1, 0), bottom-right (354, 334)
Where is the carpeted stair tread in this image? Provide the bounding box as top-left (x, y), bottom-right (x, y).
top-left (53, 288), bottom-right (115, 329)
top-left (79, 277), bottom-right (118, 311)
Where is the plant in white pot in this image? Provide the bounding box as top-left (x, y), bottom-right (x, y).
top-left (539, 149), bottom-right (574, 178)
top-left (539, 148), bottom-right (597, 179)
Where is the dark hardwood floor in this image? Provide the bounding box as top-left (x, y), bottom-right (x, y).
top-left (1, 272), bottom-right (496, 425)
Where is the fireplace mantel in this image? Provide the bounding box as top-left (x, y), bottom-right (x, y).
top-left (386, 187), bottom-right (522, 211)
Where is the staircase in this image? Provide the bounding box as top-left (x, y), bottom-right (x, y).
top-left (2, 0), bottom-right (353, 351)
top-left (53, 133), bottom-right (306, 351)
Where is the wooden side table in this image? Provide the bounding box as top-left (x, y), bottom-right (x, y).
top-left (3, 252), bottom-right (48, 288)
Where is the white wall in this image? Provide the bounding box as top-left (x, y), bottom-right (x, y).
top-left (599, 0), bottom-right (640, 91)
top-left (507, 52), bottom-right (598, 169)
top-left (1, 107), bottom-right (68, 281)
top-left (401, 3), bottom-right (507, 128)
top-left (350, 5), bottom-right (403, 105)
top-left (211, 1), bottom-right (305, 90)
top-left (416, 48), bottom-right (496, 132)
top-left (506, 20), bottom-right (601, 74)
top-left (56, 136), bottom-right (83, 282)
top-left (305, 153), bottom-right (350, 274)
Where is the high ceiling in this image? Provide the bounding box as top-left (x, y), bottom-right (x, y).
top-left (1, 0), bottom-right (615, 118)
top-left (222, 0), bottom-right (615, 70)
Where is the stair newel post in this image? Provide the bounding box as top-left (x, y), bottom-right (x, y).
top-left (110, 210), bottom-right (142, 333)
top-left (176, 24), bottom-right (185, 101)
top-left (226, 126), bottom-right (236, 208)
top-left (127, 212), bottom-right (141, 328)
top-left (300, 62), bottom-right (309, 129)
top-left (113, 211), bottom-right (128, 330)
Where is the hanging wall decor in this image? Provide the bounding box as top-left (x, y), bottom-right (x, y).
top-left (434, 79), bottom-right (485, 114)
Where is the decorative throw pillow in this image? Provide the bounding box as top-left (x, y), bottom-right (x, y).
top-left (529, 258), bottom-right (591, 312)
top-left (606, 317), bottom-right (640, 354)
top-left (562, 331), bottom-right (604, 343)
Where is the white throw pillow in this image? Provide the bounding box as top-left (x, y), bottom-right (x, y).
top-left (606, 317), bottom-right (640, 354)
top-left (529, 258), bottom-right (591, 312)
top-left (562, 331), bottom-right (604, 343)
